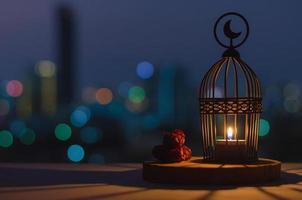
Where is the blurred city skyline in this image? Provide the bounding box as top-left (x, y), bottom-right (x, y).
top-left (0, 1), bottom-right (302, 163)
top-left (0, 0), bottom-right (301, 91)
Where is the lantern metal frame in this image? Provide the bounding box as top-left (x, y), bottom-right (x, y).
top-left (143, 12), bottom-right (280, 185)
top-left (199, 12), bottom-right (262, 162)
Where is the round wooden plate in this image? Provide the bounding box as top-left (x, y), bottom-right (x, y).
top-left (143, 157), bottom-right (281, 185)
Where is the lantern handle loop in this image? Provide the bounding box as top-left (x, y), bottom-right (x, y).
top-left (214, 12), bottom-right (249, 49)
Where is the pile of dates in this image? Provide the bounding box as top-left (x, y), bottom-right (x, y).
top-left (152, 129), bottom-right (192, 163)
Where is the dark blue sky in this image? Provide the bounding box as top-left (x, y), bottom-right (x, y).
top-left (0, 0), bottom-right (301, 90)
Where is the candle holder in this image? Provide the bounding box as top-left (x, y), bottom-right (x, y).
top-left (143, 12), bottom-right (281, 185)
top-left (199, 12), bottom-right (261, 163)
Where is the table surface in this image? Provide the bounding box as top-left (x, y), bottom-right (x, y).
top-left (0, 162), bottom-right (301, 200)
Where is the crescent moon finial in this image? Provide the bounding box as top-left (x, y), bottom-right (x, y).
top-left (213, 12), bottom-right (249, 49)
top-left (223, 20), bottom-right (242, 39)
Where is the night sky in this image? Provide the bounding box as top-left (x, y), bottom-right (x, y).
top-left (0, 0), bottom-right (301, 90)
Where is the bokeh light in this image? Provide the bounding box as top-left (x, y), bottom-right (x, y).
top-left (259, 119), bottom-right (270, 137)
top-left (283, 96), bottom-right (301, 113)
top-left (128, 86), bottom-right (145, 103)
top-left (88, 153), bottom-right (105, 164)
top-left (6, 80), bottom-right (23, 97)
top-left (67, 144), bottom-right (85, 162)
top-left (80, 126), bottom-right (102, 144)
top-left (283, 82), bottom-right (300, 98)
top-left (136, 61), bottom-right (154, 79)
top-left (125, 98), bottom-right (149, 113)
top-left (206, 87), bottom-right (223, 98)
top-left (96, 88), bottom-right (113, 105)
top-left (214, 87), bottom-right (223, 98)
top-left (19, 128), bottom-right (36, 145)
top-left (70, 108), bottom-right (89, 128)
top-left (0, 99), bottom-right (10, 116)
top-left (77, 106), bottom-right (91, 120)
top-left (0, 130), bottom-right (13, 147)
top-left (82, 87), bottom-right (97, 103)
top-left (118, 82), bottom-right (132, 97)
top-left (35, 60), bottom-right (56, 78)
top-left (55, 123), bottom-right (72, 141)
top-left (10, 119), bottom-right (26, 137)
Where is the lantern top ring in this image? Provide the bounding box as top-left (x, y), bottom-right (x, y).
top-left (213, 12), bottom-right (249, 49)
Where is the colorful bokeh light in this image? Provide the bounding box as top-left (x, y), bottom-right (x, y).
top-left (6, 80), bottom-right (23, 97)
top-left (77, 106), bottom-right (91, 120)
top-left (82, 87), bottom-right (97, 103)
top-left (67, 144), bottom-right (85, 162)
top-left (96, 88), bottom-right (113, 105)
top-left (19, 128), bottom-right (36, 145)
top-left (259, 119), bottom-right (270, 137)
top-left (80, 126), bottom-right (101, 144)
top-left (0, 130), bottom-right (13, 148)
top-left (55, 123), bottom-right (72, 141)
top-left (283, 82), bottom-right (300, 98)
top-left (214, 87), bottom-right (223, 98)
top-left (128, 86), bottom-right (145, 103)
top-left (35, 60), bottom-right (56, 78)
top-left (284, 96), bottom-right (301, 113)
top-left (136, 61), bottom-right (154, 79)
top-left (70, 109), bottom-right (89, 128)
top-left (125, 98), bottom-right (149, 113)
top-left (206, 87), bottom-right (223, 98)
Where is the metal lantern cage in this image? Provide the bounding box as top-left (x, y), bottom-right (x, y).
top-left (199, 12), bottom-right (262, 162)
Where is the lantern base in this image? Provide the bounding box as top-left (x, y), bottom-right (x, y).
top-left (143, 156), bottom-right (281, 185)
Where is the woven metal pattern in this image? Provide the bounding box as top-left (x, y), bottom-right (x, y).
top-left (200, 97), bottom-right (262, 114)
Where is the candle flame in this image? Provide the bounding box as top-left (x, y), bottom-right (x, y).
top-left (227, 127), bottom-right (233, 140)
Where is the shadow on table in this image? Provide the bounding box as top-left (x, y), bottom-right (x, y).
top-left (0, 164), bottom-right (301, 200)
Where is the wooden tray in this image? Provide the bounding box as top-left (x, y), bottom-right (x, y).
top-left (143, 156), bottom-right (281, 185)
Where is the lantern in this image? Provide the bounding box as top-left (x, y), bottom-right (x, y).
top-left (143, 12), bottom-right (280, 185)
top-left (199, 12), bottom-right (262, 163)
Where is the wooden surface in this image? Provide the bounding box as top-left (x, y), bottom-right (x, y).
top-left (143, 157), bottom-right (281, 184)
top-left (0, 162), bottom-right (301, 200)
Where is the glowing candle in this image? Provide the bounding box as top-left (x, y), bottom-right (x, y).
top-left (227, 127), bottom-right (233, 140)
top-left (215, 126), bottom-right (247, 163)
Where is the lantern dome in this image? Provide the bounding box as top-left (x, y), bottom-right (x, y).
top-left (199, 12), bottom-right (262, 162)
